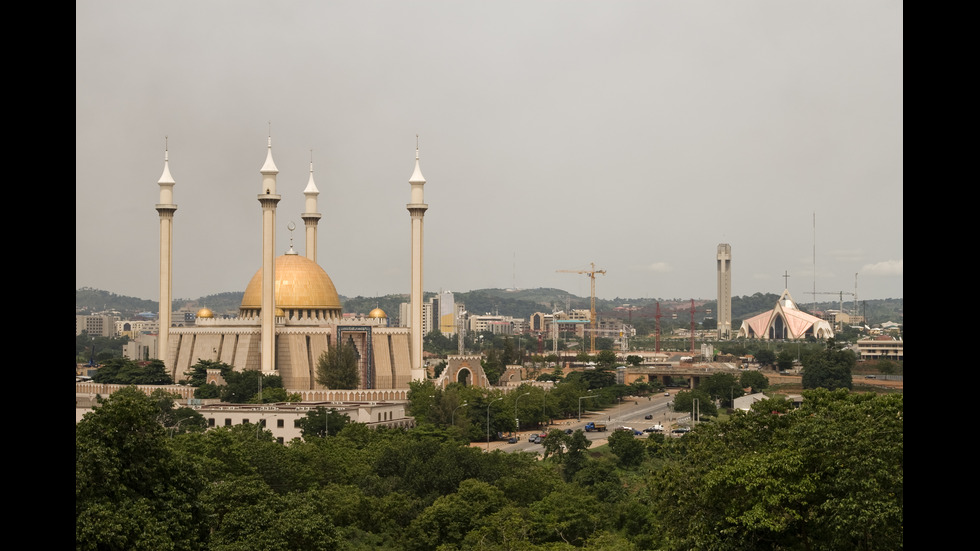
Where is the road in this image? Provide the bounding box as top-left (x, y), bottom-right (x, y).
top-left (481, 391), bottom-right (691, 453)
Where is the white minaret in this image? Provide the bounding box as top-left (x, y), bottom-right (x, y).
top-left (301, 153), bottom-right (320, 262)
top-left (258, 135), bottom-right (281, 374)
top-left (407, 138), bottom-right (428, 380)
top-left (155, 140), bottom-right (177, 375)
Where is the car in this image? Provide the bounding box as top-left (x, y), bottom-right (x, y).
top-left (644, 414), bottom-right (653, 420)
top-left (664, 392), bottom-right (670, 397)
top-left (865, 375), bottom-right (877, 379)
top-left (671, 427), bottom-right (691, 435)
top-left (507, 437), bottom-right (518, 444)
top-left (529, 435), bottom-right (540, 444)
top-left (643, 424), bottom-right (664, 433)
top-left (564, 428), bottom-right (573, 434)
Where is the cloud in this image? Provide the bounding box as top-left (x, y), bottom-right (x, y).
top-left (860, 259), bottom-right (903, 276)
top-left (830, 249), bottom-right (865, 262)
top-left (646, 262), bottom-right (672, 273)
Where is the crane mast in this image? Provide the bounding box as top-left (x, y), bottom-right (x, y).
top-left (557, 262), bottom-right (606, 354)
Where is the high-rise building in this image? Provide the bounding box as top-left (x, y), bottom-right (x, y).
top-left (717, 243), bottom-right (732, 340)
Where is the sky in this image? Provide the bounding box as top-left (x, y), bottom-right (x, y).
top-left (76, 1), bottom-right (903, 304)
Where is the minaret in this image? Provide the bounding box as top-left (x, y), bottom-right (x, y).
top-left (717, 243), bottom-right (732, 340)
top-left (407, 138), bottom-right (428, 380)
top-left (301, 152), bottom-right (321, 262)
top-left (258, 135), bottom-right (281, 374)
top-left (155, 140), bottom-right (177, 375)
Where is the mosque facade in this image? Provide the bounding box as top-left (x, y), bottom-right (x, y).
top-left (156, 138), bottom-right (426, 391)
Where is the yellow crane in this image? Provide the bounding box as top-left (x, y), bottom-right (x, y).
top-left (557, 262), bottom-right (606, 354)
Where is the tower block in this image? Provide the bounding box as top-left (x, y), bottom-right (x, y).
top-left (717, 243), bottom-right (732, 340)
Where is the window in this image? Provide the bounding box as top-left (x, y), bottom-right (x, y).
top-left (208, 418), bottom-right (215, 427)
top-left (277, 419), bottom-right (284, 428)
top-left (242, 418), bottom-right (249, 425)
top-left (224, 418), bottom-right (232, 426)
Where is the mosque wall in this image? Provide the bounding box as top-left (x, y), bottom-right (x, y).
top-left (373, 335), bottom-right (394, 389)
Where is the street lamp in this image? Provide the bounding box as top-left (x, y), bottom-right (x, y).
top-left (452, 402), bottom-right (469, 426)
top-left (487, 397), bottom-right (504, 451)
top-left (514, 392), bottom-right (531, 433)
top-left (578, 393), bottom-right (597, 422)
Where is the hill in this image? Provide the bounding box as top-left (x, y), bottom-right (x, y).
top-left (77, 287), bottom-right (902, 328)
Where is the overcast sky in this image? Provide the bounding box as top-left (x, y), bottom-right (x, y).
top-left (76, 1), bottom-right (903, 304)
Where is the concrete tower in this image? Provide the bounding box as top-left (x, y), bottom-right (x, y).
top-left (259, 136), bottom-right (281, 374)
top-left (301, 155), bottom-right (320, 262)
top-left (155, 143), bottom-right (176, 369)
top-left (407, 140), bottom-right (428, 380)
top-left (717, 243), bottom-right (732, 340)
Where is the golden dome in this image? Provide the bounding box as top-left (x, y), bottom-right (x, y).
top-left (196, 307), bottom-right (214, 318)
top-left (241, 254), bottom-right (342, 311)
top-left (368, 307), bottom-right (387, 318)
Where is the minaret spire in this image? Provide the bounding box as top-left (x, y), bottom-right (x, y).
top-left (301, 149), bottom-right (321, 263)
top-left (407, 135), bottom-right (428, 380)
top-left (156, 137), bottom-right (177, 377)
top-left (258, 129), bottom-right (281, 374)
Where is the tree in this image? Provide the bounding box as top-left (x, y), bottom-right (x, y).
top-left (739, 370), bottom-right (769, 393)
top-left (776, 349), bottom-right (796, 371)
top-left (316, 342), bottom-right (359, 389)
top-left (754, 348), bottom-right (776, 366)
top-left (625, 354), bottom-right (643, 366)
top-left (802, 338), bottom-right (856, 390)
top-left (672, 389), bottom-right (718, 418)
top-left (607, 429), bottom-right (645, 467)
top-left (542, 429), bottom-right (569, 462)
top-left (76, 387), bottom-right (207, 550)
top-left (701, 372), bottom-right (744, 407)
top-left (296, 407), bottom-right (352, 439)
top-left (92, 358), bottom-right (173, 385)
top-left (876, 358), bottom-right (899, 375)
top-left (219, 371), bottom-right (285, 403)
top-left (184, 358), bottom-right (232, 387)
top-left (651, 389), bottom-right (903, 550)
top-left (595, 349), bottom-right (618, 369)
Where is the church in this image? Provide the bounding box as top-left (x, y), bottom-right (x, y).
top-left (155, 137), bottom-right (428, 392)
top-left (737, 289), bottom-right (834, 341)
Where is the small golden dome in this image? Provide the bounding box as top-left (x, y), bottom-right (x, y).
top-left (196, 307), bottom-right (214, 318)
top-left (241, 254), bottom-right (342, 311)
top-left (368, 307), bottom-right (387, 318)
top-left (275, 308), bottom-right (286, 317)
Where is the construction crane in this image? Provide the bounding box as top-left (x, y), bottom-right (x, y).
top-left (807, 291), bottom-right (857, 318)
top-left (557, 262), bottom-right (606, 354)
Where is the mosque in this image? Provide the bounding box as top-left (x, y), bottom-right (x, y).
top-left (155, 137), bottom-right (428, 391)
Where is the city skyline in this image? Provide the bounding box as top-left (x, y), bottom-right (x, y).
top-left (76, 1), bottom-right (903, 303)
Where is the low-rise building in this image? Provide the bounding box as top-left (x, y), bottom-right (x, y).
top-left (855, 336), bottom-right (903, 361)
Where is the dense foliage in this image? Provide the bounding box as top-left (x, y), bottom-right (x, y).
top-left (316, 343), bottom-right (360, 390)
top-left (77, 386), bottom-right (902, 550)
top-left (802, 338), bottom-right (856, 390)
top-left (91, 358), bottom-right (172, 385)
